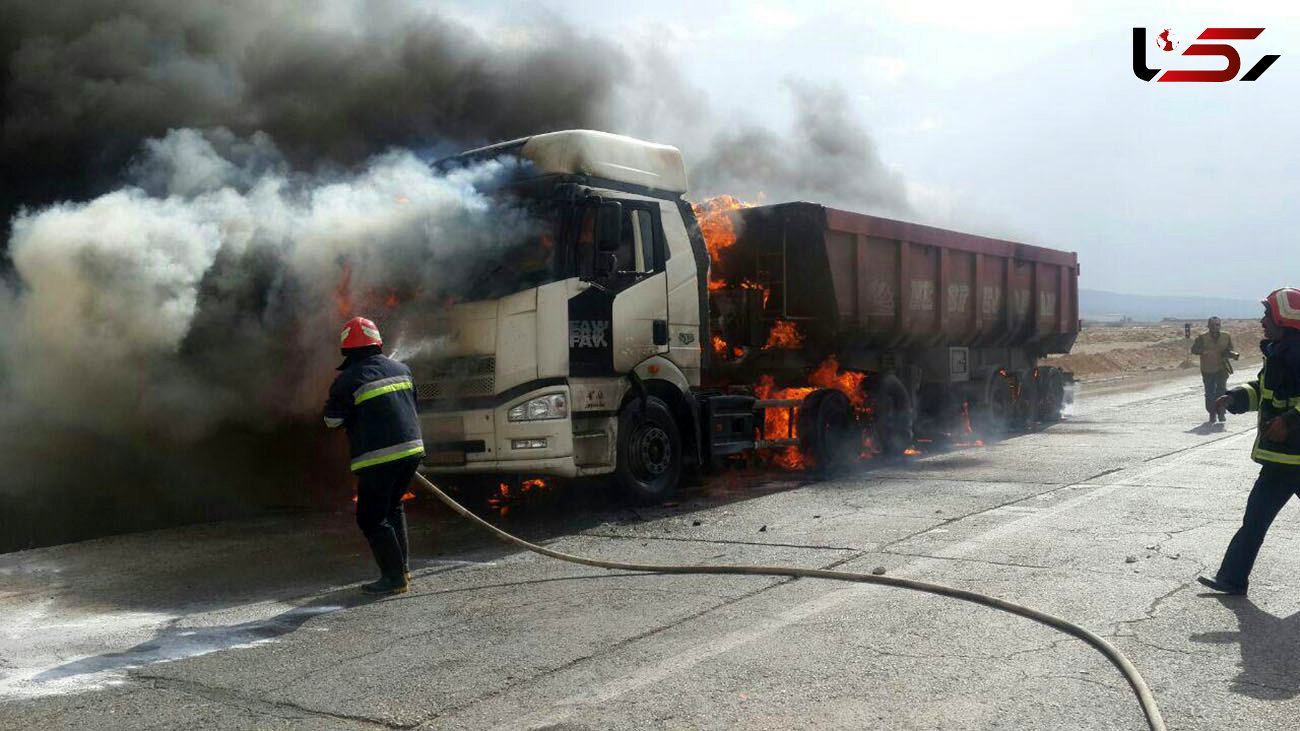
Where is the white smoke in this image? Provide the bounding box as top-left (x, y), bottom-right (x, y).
top-left (0, 128), bottom-right (528, 447)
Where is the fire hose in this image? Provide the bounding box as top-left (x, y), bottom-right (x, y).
top-left (412, 472), bottom-right (1166, 731)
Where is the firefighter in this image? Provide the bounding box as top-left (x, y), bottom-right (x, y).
top-left (324, 316), bottom-right (425, 595)
top-left (1190, 316), bottom-right (1238, 423)
top-left (1198, 288), bottom-right (1300, 595)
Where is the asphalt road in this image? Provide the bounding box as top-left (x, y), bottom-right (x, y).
top-left (3, 370), bottom-right (1299, 730)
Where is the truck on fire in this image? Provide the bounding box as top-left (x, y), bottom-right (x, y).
top-left (415, 130), bottom-right (1079, 503)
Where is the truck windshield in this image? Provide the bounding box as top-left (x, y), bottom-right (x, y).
top-left (441, 201), bottom-right (563, 303)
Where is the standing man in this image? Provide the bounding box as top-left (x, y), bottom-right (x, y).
top-left (1198, 289), bottom-right (1300, 595)
top-left (325, 316), bottom-right (425, 596)
top-left (1191, 316), bottom-right (1238, 423)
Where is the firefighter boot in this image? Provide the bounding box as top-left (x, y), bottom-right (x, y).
top-left (362, 532), bottom-right (409, 596)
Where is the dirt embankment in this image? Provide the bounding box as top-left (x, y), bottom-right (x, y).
top-left (1044, 320), bottom-right (1263, 382)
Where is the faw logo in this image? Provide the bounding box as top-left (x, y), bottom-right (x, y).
top-left (569, 320), bottom-right (610, 348)
top-left (1133, 27), bottom-right (1280, 82)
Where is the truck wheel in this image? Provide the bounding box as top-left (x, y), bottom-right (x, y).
top-left (798, 389), bottom-right (858, 475)
top-left (1035, 367), bottom-right (1065, 422)
top-left (615, 396), bottom-right (683, 505)
top-left (973, 369), bottom-right (1015, 439)
top-left (870, 374), bottom-right (914, 458)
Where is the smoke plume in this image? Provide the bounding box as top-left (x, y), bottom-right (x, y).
top-left (0, 1), bottom-right (913, 548)
top-left (0, 128), bottom-right (537, 548)
top-left (690, 80), bottom-right (911, 214)
top-left (0, 0), bottom-right (627, 237)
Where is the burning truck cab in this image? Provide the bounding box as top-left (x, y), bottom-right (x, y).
top-left (413, 130), bottom-right (1079, 503)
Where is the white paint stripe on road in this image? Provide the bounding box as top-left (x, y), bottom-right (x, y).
top-left (519, 430), bottom-right (1257, 726)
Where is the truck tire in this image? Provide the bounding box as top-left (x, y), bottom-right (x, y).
top-left (798, 389), bottom-right (858, 475)
top-left (871, 374), bottom-right (914, 458)
top-left (973, 369), bottom-right (1015, 440)
top-left (615, 396), bottom-right (683, 505)
top-left (1035, 367), bottom-right (1066, 423)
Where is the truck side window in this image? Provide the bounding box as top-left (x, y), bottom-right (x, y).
top-left (573, 202), bottom-right (659, 280)
top-left (633, 209), bottom-right (655, 273)
top-left (575, 206), bottom-right (596, 280)
top-left (615, 210), bottom-right (638, 273)
top-left (616, 208), bottom-right (656, 275)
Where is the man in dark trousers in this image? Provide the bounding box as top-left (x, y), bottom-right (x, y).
top-left (1199, 289), bottom-right (1300, 595)
top-left (1191, 316), bottom-right (1238, 423)
top-left (325, 316), bottom-right (425, 595)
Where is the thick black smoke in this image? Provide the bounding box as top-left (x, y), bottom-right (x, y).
top-left (0, 0), bottom-right (628, 241)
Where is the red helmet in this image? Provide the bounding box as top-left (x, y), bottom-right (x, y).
top-left (1262, 288), bottom-right (1300, 330)
top-left (340, 316), bottom-right (383, 349)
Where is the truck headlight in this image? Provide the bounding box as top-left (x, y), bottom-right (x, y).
top-left (507, 393), bottom-right (568, 422)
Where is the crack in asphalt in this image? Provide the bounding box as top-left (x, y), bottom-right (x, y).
top-left (877, 549), bottom-right (1055, 571)
top-left (1037, 672), bottom-right (1123, 692)
top-left (141, 675), bottom-right (404, 729)
top-left (855, 639), bottom-right (1061, 664)
top-left (574, 531), bottom-right (860, 553)
top-left (1115, 636), bottom-right (1217, 659)
top-left (1111, 571), bottom-right (1210, 636)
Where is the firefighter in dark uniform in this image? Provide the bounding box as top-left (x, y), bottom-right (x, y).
top-left (1199, 288), bottom-right (1300, 595)
top-left (325, 316), bottom-right (425, 595)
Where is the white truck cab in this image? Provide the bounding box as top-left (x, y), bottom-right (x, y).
top-left (416, 130), bottom-right (711, 502)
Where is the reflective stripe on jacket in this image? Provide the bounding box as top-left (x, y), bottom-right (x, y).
top-left (324, 354), bottom-right (425, 472)
top-left (1225, 333), bottom-right (1300, 468)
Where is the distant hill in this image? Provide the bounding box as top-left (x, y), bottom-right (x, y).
top-left (1081, 289), bottom-right (1260, 322)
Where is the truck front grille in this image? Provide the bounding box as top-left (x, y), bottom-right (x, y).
top-left (416, 356), bottom-right (496, 402)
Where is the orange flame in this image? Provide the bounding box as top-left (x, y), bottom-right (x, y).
top-left (763, 320), bottom-right (804, 350)
top-left (691, 195), bottom-right (750, 268)
top-left (809, 355), bottom-right (868, 412)
top-left (739, 279), bottom-right (771, 309)
top-left (694, 195), bottom-right (775, 356)
top-left (753, 374), bottom-right (814, 469)
top-left (487, 477), bottom-right (550, 517)
top-left (751, 355), bottom-right (875, 470)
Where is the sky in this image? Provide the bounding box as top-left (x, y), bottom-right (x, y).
top-left (448, 0), bottom-right (1298, 301)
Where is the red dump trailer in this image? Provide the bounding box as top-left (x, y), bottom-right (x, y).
top-left (704, 202), bottom-right (1080, 457)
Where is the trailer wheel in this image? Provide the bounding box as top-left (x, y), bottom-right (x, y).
top-left (798, 389), bottom-right (858, 475)
top-left (615, 396), bottom-right (683, 505)
top-left (870, 374), bottom-right (914, 458)
top-left (1035, 367), bottom-right (1065, 423)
